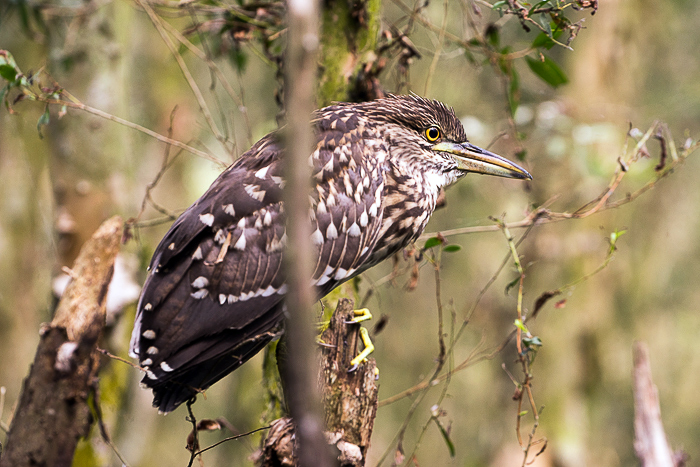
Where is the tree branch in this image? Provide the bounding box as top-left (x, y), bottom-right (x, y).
top-left (259, 299), bottom-right (379, 466)
top-left (0, 216), bottom-right (123, 467)
top-left (281, 0), bottom-right (331, 465)
top-left (633, 342), bottom-right (687, 467)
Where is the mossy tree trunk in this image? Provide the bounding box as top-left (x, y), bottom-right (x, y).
top-left (260, 299), bottom-right (379, 466)
top-left (261, 0), bottom-right (384, 425)
top-left (317, 0), bottom-right (382, 106)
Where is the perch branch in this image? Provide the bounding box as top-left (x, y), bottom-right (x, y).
top-left (259, 299), bottom-right (379, 466)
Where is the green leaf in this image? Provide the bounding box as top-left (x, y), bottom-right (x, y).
top-left (433, 418), bottom-right (456, 457)
top-left (528, 1), bottom-right (550, 16)
top-left (525, 55), bottom-right (568, 88)
top-left (229, 47), bottom-right (248, 72)
top-left (608, 229), bottom-right (627, 254)
top-left (464, 49), bottom-right (476, 64)
top-left (531, 32), bottom-right (556, 50)
top-left (424, 237), bottom-right (443, 249)
top-left (535, 13), bottom-right (552, 36)
top-left (507, 66), bottom-right (520, 116)
top-left (0, 64), bottom-right (17, 82)
top-left (486, 24), bottom-right (500, 48)
top-left (532, 26), bottom-right (564, 50)
top-left (491, 1), bottom-right (507, 10)
top-left (37, 106), bottom-right (50, 138)
top-left (513, 319), bottom-right (528, 332)
top-left (610, 229), bottom-right (627, 243)
top-left (442, 244), bottom-right (461, 253)
top-left (523, 336), bottom-right (543, 348)
top-left (505, 275), bottom-right (520, 295)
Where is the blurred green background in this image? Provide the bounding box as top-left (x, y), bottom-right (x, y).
top-left (1, 1), bottom-right (700, 466)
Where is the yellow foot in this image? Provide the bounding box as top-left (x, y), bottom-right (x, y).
top-left (349, 327), bottom-right (375, 371)
top-left (347, 308), bottom-right (373, 324)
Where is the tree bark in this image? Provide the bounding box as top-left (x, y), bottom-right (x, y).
top-left (0, 216), bottom-right (123, 467)
top-left (317, 0), bottom-right (383, 106)
top-left (282, 0), bottom-right (334, 466)
top-left (320, 299), bottom-right (379, 462)
top-left (259, 299), bottom-right (379, 466)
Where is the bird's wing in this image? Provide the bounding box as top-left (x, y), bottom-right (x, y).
top-left (130, 135), bottom-right (290, 410)
top-left (131, 112), bottom-right (388, 412)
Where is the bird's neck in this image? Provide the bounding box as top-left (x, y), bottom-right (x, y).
top-left (365, 160), bottom-right (447, 265)
top-left (388, 157), bottom-right (458, 211)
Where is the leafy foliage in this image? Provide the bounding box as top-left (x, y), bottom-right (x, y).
top-left (525, 54), bottom-right (568, 88)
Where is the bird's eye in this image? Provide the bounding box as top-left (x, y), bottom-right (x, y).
top-left (425, 126), bottom-right (441, 142)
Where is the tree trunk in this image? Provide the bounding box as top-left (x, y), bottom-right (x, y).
top-left (259, 299), bottom-right (379, 466)
top-left (0, 216), bottom-right (122, 467)
top-left (317, 0), bottom-right (382, 106)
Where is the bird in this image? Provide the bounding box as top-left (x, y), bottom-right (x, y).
top-left (129, 94), bottom-right (532, 413)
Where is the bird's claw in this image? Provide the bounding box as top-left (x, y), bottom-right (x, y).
top-left (345, 308), bottom-right (372, 325)
top-left (348, 327), bottom-right (374, 371)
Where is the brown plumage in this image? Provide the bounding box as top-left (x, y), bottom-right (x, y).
top-left (130, 94), bottom-right (531, 413)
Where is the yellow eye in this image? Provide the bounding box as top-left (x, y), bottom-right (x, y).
top-left (425, 126), bottom-right (441, 142)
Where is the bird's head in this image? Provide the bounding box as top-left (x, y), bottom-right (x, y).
top-left (357, 94), bottom-right (532, 188)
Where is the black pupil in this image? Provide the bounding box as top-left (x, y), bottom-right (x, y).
top-left (428, 128), bottom-right (439, 140)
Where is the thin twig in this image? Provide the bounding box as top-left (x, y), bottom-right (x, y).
top-left (132, 214), bottom-right (186, 228)
top-left (37, 95), bottom-right (222, 165)
top-left (423, 123), bottom-right (699, 241)
top-left (194, 425), bottom-right (272, 457)
top-left (97, 348), bottom-right (147, 371)
top-left (137, 0), bottom-right (231, 152)
top-left (159, 17), bottom-right (253, 146)
top-left (496, 221), bottom-right (544, 464)
top-left (137, 105), bottom-right (183, 222)
top-left (186, 399), bottom-right (199, 467)
top-left (90, 381), bottom-right (132, 467)
top-left (423, 0), bottom-right (449, 95)
top-left (378, 223), bottom-right (537, 408)
top-left (378, 214), bottom-right (623, 409)
top-left (390, 0), bottom-right (537, 60)
top-left (377, 247), bottom-right (456, 466)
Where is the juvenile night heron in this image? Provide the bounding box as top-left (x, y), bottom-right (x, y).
top-left (130, 94), bottom-right (531, 413)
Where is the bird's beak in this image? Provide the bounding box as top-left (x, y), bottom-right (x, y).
top-left (432, 142), bottom-right (532, 180)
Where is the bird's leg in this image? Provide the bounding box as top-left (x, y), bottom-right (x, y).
top-left (316, 305), bottom-right (375, 368)
top-left (348, 308), bottom-right (372, 324)
top-left (349, 327), bottom-right (375, 371)
top-left (348, 308), bottom-right (375, 371)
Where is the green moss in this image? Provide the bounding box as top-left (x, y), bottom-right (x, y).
top-left (317, 0), bottom-right (382, 106)
top-left (261, 341), bottom-right (286, 424)
top-left (72, 436), bottom-right (99, 467)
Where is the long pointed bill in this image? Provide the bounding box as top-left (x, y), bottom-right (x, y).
top-left (432, 142), bottom-right (532, 180)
